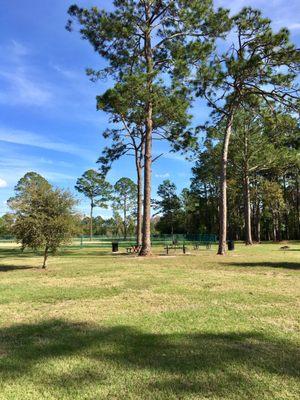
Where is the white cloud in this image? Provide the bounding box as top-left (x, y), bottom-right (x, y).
top-left (42, 172), bottom-right (75, 181)
top-left (51, 64), bottom-right (78, 79)
top-left (0, 69), bottom-right (53, 107)
top-left (155, 173), bottom-right (170, 179)
top-left (286, 23), bottom-right (300, 31)
top-left (10, 40), bottom-right (30, 58)
top-left (0, 126), bottom-right (93, 159)
top-left (162, 152), bottom-right (188, 162)
top-left (0, 40), bottom-right (53, 107)
top-left (0, 178), bottom-right (7, 188)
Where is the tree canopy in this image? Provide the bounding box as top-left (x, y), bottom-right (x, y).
top-left (9, 174), bottom-right (78, 268)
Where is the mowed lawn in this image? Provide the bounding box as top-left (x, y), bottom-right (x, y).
top-left (0, 243), bottom-right (299, 400)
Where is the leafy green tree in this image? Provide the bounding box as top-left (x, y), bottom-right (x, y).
top-left (194, 7), bottom-right (300, 254)
top-left (154, 180), bottom-right (182, 239)
top-left (260, 180), bottom-right (286, 241)
top-left (229, 108), bottom-right (296, 244)
top-left (111, 211), bottom-right (124, 237)
top-left (9, 174), bottom-right (78, 268)
top-left (113, 178), bottom-right (137, 239)
top-left (191, 108), bottom-right (300, 242)
top-left (15, 171), bottom-right (51, 191)
top-left (8, 172), bottom-right (51, 204)
top-left (75, 170), bottom-right (112, 240)
top-left (0, 213), bottom-right (14, 237)
top-left (67, 0), bottom-right (229, 256)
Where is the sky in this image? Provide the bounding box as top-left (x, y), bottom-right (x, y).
top-left (0, 0), bottom-right (299, 217)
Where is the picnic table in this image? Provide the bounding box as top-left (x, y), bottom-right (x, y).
top-left (164, 244), bottom-right (187, 255)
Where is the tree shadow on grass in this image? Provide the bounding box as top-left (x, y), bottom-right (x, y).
top-left (225, 262), bottom-right (300, 270)
top-left (283, 249), bottom-right (300, 252)
top-left (0, 264), bottom-right (37, 272)
top-left (58, 250), bottom-right (134, 258)
top-left (0, 319), bottom-right (299, 398)
top-left (0, 248), bottom-right (43, 259)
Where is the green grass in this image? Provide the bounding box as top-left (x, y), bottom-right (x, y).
top-left (0, 242), bottom-right (299, 400)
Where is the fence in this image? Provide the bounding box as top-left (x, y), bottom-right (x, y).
top-left (67, 234), bottom-right (217, 249)
top-left (0, 234), bottom-right (217, 250)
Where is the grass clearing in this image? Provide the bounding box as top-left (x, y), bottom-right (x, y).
top-left (0, 242), bottom-right (299, 399)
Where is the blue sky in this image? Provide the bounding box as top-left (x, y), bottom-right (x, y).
top-left (0, 0), bottom-right (299, 217)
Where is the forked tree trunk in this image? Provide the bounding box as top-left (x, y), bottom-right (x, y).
top-left (218, 113), bottom-right (234, 255)
top-left (42, 246), bottom-right (49, 269)
top-left (296, 177), bottom-right (299, 239)
top-left (140, 6), bottom-right (153, 257)
top-left (171, 213), bottom-right (174, 242)
top-left (89, 201), bottom-right (94, 241)
top-left (136, 163), bottom-right (143, 246)
top-left (140, 110), bottom-right (153, 256)
top-left (123, 196), bottom-right (127, 240)
top-left (272, 213), bottom-right (278, 241)
top-left (255, 202), bottom-right (261, 243)
top-left (243, 174), bottom-right (253, 245)
top-left (242, 129), bottom-right (253, 245)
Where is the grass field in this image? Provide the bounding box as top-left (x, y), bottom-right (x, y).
top-left (0, 242), bottom-right (299, 400)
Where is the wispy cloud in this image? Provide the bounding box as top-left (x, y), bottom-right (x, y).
top-left (1, 166), bottom-right (75, 187)
top-left (10, 40), bottom-right (30, 58)
top-left (155, 172), bottom-right (170, 179)
top-left (42, 171), bottom-right (75, 181)
top-left (51, 64), bottom-right (78, 79)
top-left (0, 40), bottom-right (54, 107)
top-left (0, 178), bottom-right (7, 188)
top-left (0, 69), bottom-right (53, 106)
top-left (0, 126), bottom-right (93, 159)
top-left (285, 22), bottom-right (300, 31)
top-left (162, 152), bottom-right (188, 162)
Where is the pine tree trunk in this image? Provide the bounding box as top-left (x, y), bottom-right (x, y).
top-left (42, 246), bottom-right (49, 269)
top-left (278, 214), bottom-right (282, 242)
top-left (243, 174), bottom-right (253, 245)
top-left (218, 113), bottom-right (234, 255)
top-left (257, 217), bottom-right (261, 242)
top-left (140, 6), bottom-right (153, 257)
top-left (296, 172), bottom-right (300, 239)
top-left (140, 109), bottom-right (153, 256)
top-left (123, 197), bottom-right (127, 240)
top-left (272, 213), bottom-right (277, 241)
top-left (255, 202), bottom-right (261, 243)
top-left (90, 201), bottom-right (93, 241)
top-left (242, 127), bottom-right (253, 245)
top-left (136, 159), bottom-right (143, 246)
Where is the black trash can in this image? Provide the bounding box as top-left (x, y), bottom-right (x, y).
top-left (228, 240), bottom-right (234, 251)
top-left (112, 242), bottom-right (119, 253)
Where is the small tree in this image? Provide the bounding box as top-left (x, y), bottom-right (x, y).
top-left (75, 170), bottom-right (112, 240)
top-left (153, 180), bottom-right (182, 240)
top-left (113, 178), bottom-right (137, 240)
top-left (9, 173), bottom-right (78, 268)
